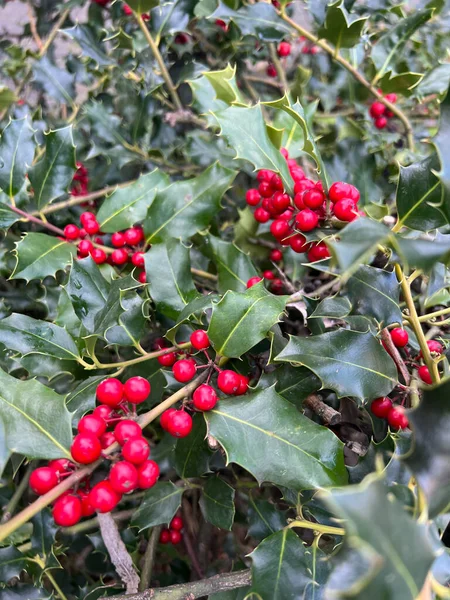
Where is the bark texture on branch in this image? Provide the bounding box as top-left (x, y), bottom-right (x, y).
top-left (303, 394), bottom-right (341, 426)
top-left (381, 328), bottom-right (411, 385)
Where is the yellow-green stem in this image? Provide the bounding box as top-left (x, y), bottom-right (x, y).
top-left (88, 342), bottom-right (192, 370)
top-left (417, 306), bottom-right (450, 322)
top-left (287, 519), bottom-right (345, 536)
top-left (34, 557), bottom-right (69, 600)
top-left (269, 43), bottom-right (288, 91)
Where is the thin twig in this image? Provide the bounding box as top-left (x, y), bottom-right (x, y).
top-left (380, 328), bottom-right (411, 386)
top-left (182, 498), bottom-right (204, 579)
top-left (9, 204), bottom-right (65, 236)
top-left (139, 526), bottom-right (161, 591)
top-left (27, 1), bottom-right (43, 50)
top-left (269, 43), bottom-right (288, 91)
top-left (1, 461), bottom-right (35, 523)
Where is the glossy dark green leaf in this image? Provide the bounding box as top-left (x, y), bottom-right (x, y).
top-left (0, 203), bottom-right (19, 230)
top-left (61, 24), bottom-right (114, 67)
top-left (207, 235), bottom-right (258, 293)
top-left (0, 366), bottom-right (72, 460)
top-left (144, 163), bottom-right (236, 242)
top-left (126, 0), bottom-right (159, 14)
top-left (248, 496), bottom-right (286, 541)
top-left (105, 291), bottom-right (146, 348)
top-left (416, 63), bottom-right (450, 98)
top-left (205, 387), bottom-right (348, 489)
top-left (144, 238), bottom-right (199, 321)
top-left (33, 56), bottom-right (75, 105)
top-left (166, 294), bottom-right (218, 343)
top-left (0, 117), bottom-right (35, 198)
top-left (346, 265), bottom-right (402, 325)
top-left (132, 482), bottom-right (184, 531)
top-left (212, 104), bottom-right (293, 194)
top-left (0, 546), bottom-right (27, 584)
top-left (200, 476), bottom-right (235, 530)
top-left (396, 234), bottom-right (450, 272)
top-left (31, 509), bottom-right (60, 570)
top-left (276, 329), bottom-right (397, 401)
top-left (175, 413), bottom-right (211, 478)
top-left (403, 378), bottom-right (450, 517)
top-left (11, 233), bottom-right (76, 282)
top-left (324, 475), bottom-right (436, 599)
top-left (84, 102), bottom-right (129, 146)
top-left (208, 283), bottom-right (287, 358)
top-left (378, 71), bottom-right (424, 96)
top-left (66, 376), bottom-right (105, 424)
top-left (1, 586), bottom-right (50, 600)
top-left (273, 364), bottom-right (321, 407)
top-left (310, 296), bottom-right (351, 319)
top-left (150, 0), bottom-right (196, 41)
top-left (0, 313), bottom-right (80, 360)
top-left (66, 257), bottom-right (109, 333)
top-left (97, 170), bottom-right (169, 233)
top-left (210, 2), bottom-right (293, 41)
top-left (318, 0), bottom-right (367, 48)
top-left (93, 274), bottom-right (141, 341)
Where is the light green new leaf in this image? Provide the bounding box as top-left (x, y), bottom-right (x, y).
top-left (205, 387), bottom-right (348, 489)
top-left (208, 283), bottom-right (287, 358)
top-left (207, 235), bottom-right (258, 293)
top-left (0, 86), bottom-right (16, 111)
top-left (319, 0), bottom-right (367, 49)
top-left (126, 0), bottom-right (159, 14)
top-left (97, 170), bottom-right (169, 233)
top-left (203, 64), bottom-right (245, 106)
top-left (132, 482), bottom-right (184, 531)
top-left (28, 126), bottom-right (77, 209)
top-left (276, 329), bottom-right (397, 401)
top-left (200, 476), bottom-right (235, 530)
top-left (11, 233), bottom-right (76, 282)
top-left (0, 117), bottom-right (35, 198)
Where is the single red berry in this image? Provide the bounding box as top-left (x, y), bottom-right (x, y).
top-left (333, 198), bottom-right (358, 222)
top-left (138, 270), bottom-right (146, 284)
top-left (390, 328), bottom-right (409, 348)
top-left (170, 530), bottom-right (182, 544)
top-left (418, 365), bottom-right (432, 384)
top-left (97, 378), bottom-right (124, 407)
top-left (30, 467), bottom-right (59, 495)
top-left (124, 376), bottom-right (151, 404)
top-left (160, 528), bottom-right (171, 543)
top-left (263, 270), bottom-right (275, 280)
top-left (270, 219), bottom-right (291, 240)
top-left (160, 408), bottom-right (177, 431)
top-left (369, 101), bottom-right (386, 118)
top-left (385, 93), bottom-right (397, 104)
top-left (289, 233), bottom-right (309, 254)
top-left (257, 170), bottom-right (273, 182)
top-left (175, 33), bottom-right (189, 44)
top-left (122, 437), bottom-right (150, 464)
top-left (267, 63), bottom-right (277, 77)
top-left (137, 460), bottom-right (160, 488)
top-left (375, 116), bottom-right (388, 129)
top-left (170, 516), bottom-right (183, 531)
top-left (190, 330), bottom-right (210, 350)
top-left (93, 405), bottom-right (115, 421)
top-left (109, 461), bottom-right (138, 494)
top-left (387, 407), bottom-right (409, 430)
top-left (426, 340), bottom-right (444, 355)
top-left (79, 491), bottom-right (96, 517)
top-left (158, 352), bottom-right (177, 367)
top-left (167, 410), bottom-right (193, 438)
top-left (100, 431), bottom-right (116, 449)
top-left (132, 252), bottom-right (145, 267)
top-left (271, 192), bottom-right (291, 213)
top-left (48, 459), bottom-right (73, 475)
top-left (246, 189), bottom-right (261, 206)
top-left (307, 242), bottom-right (330, 262)
top-left (295, 209), bottom-right (319, 232)
top-left (89, 481), bottom-right (121, 513)
top-left (78, 414), bottom-right (107, 437)
top-left (114, 420), bottom-right (142, 445)
top-left (193, 384), bottom-right (218, 411)
top-left (370, 397), bottom-right (393, 419)
top-left (215, 18), bottom-right (227, 31)
top-left (235, 374), bottom-right (249, 396)
top-left (172, 359), bottom-right (197, 383)
top-left (278, 41), bottom-right (291, 57)
top-left (111, 248), bottom-right (129, 265)
top-left (281, 148), bottom-right (289, 160)
top-left (90, 248), bottom-right (107, 264)
top-left (53, 495), bottom-right (82, 526)
top-left (111, 232), bottom-right (126, 247)
top-left (258, 181), bottom-right (274, 198)
top-left (71, 433), bottom-right (102, 464)
top-left (247, 276), bottom-right (263, 288)
top-left (217, 370), bottom-right (241, 395)
top-left (294, 179), bottom-right (315, 195)
top-left (124, 227), bottom-right (143, 246)
top-left (123, 4), bottom-right (133, 15)
top-left (64, 224), bottom-right (80, 240)
top-left (84, 219), bottom-right (100, 235)
top-left (329, 182), bottom-right (360, 203)
top-left (303, 189), bottom-right (324, 209)
top-left (80, 212), bottom-right (97, 226)
top-left (78, 239), bottom-right (93, 257)
top-left (254, 208), bottom-right (271, 223)
top-left (270, 173), bottom-right (284, 192)
top-left (271, 278), bottom-right (284, 294)
top-left (290, 166), bottom-right (306, 181)
top-left (270, 249), bottom-right (283, 262)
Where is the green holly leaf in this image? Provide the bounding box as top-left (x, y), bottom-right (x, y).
top-left (66, 376), bottom-right (105, 424)
top-left (29, 127), bottom-right (77, 209)
top-left (203, 64), bottom-right (246, 106)
top-left (84, 101), bottom-right (129, 146)
top-left (0, 366), bottom-right (72, 460)
top-left (31, 509), bottom-right (60, 570)
top-left (248, 496), bottom-right (286, 541)
top-left (310, 296), bottom-right (352, 319)
top-left (210, 2), bottom-right (293, 41)
top-left (0, 203), bottom-right (19, 231)
top-left (200, 476), bottom-right (235, 530)
top-left (126, 0), bottom-right (159, 14)
top-left (208, 283), bottom-right (287, 358)
top-left (403, 378), bottom-right (450, 517)
top-left (1, 585), bottom-right (51, 599)
top-left (396, 234), bottom-right (450, 272)
top-left (0, 118), bottom-right (35, 199)
top-left (415, 63), bottom-right (450, 99)
top-left (166, 294), bottom-right (218, 343)
top-left (346, 265), bottom-right (402, 326)
top-left (144, 238), bottom-right (199, 321)
top-left (0, 546), bottom-right (27, 584)
top-left (212, 104), bottom-right (293, 194)
top-left (205, 387), bottom-right (348, 489)
top-left (66, 257), bottom-right (110, 333)
top-left (96, 170), bottom-right (169, 233)
top-left (61, 25), bottom-right (115, 68)
top-left (318, 0), bottom-right (367, 49)
top-left (11, 233), bottom-right (76, 282)
top-left (33, 56), bottom-right (75, 106)
top-left (105, 290), bottom-right (146, 348)
top-left (149, 0), bottom-right (196, 42)
top-left (377, 71), bottom-right (424, 96)
top-left (188, 74), bottom-right (229, 119)
top-left (207, 235), bottom-right (258, 293)
top-left (272, 364), bottom-right (321, 407)
top-left (0, 86), bottom-right (16, 111)
top-left (132, 482), bottom-right (184, 531)
top-left (144, 163), bottom-right (236, 242)
top-left (324, 475), bottom-right (436, 599)
top-left (175, 414), bottom-right (211, 478)
top-left (276, 329), bottom-right (397, 401)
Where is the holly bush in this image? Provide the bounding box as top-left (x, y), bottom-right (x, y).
top-left (0, 0), bottom-right (450, 598)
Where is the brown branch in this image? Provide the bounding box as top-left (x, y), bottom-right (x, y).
top-left (182, 498), bottom-right (204, 579)
top-left (9, 205), bottom-right (66, 236)
top-left (27, 1), bottom-right (43, 50)
top-left (139, 526), bottom-right (161, 592)
top-left (303, 394), bottom-right (341, 426)
top-left (380, 328), bottom-right (411, 385)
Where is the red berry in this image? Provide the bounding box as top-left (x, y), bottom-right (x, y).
top-left (295, 209), bottom-right (319, 232)
top-left (307, 242), bottom-right (330, 262)
top-left (257, 170), bottom-right (273, 183)
top-left (329, 182), bottom-right (360, 203)
top-left (278, 41), bottom-right (291, 57)
top-left (172, 359), bottom-right (197, 383)
top-left (418, 365), bottom-right (432, 385)
top-left (124, 227), bottom-right (143, 246)
top-left (170, 530), bottom-right (182, 544)
top-left (53, 495), bottom-right (82, 526)
top-left (370, 397), bottom-right (393, 418)
top-left (132, 252), bottom-right (145, 267)
top-left (426, 340), bottom-right (444, 355)
top-left (137, 460), bottom-right (160, 489)
top-left (215, 18), bottom-right (227, 31)
top-left (80, 492), bottom-right (96, 517)
top-left (78, 414), bottom-right (107, 437)
top-left (175, 33), bottom-right (188, 44)
top-left (270, 173), bottom-right (284, 192)
top-left (30, 467), bottom-right (59, 495)
top-left (64, 224), bottom-right (80, 240)
top-left (158, 352), bottom-right (177, 367)
top-left (190, 330), bottom-right (210, 350)
top-left (369, 101), bottom-right (386, 118)
top-left (247, 276), bottom-right (263, 288)
top-left (385, 93), bottom-right (397, 104)
top-left (159, 529), bottom-right (171, 543)
top-left (89, 481), bottom-right (121, 513)
top-left (71, 433), bottom-right (102, 464)
top-left (254, 208), bottom-right (271, 223)
top-left (270, 249), bottom-right (283, 262)
top-left (160, 408), bottom-right (177, 431)
top-left (124, 376), bottom-right (151, 404)
top-left (78, 239), bottom-right (93, 257)
top-left (294, 179), bottom-right (314, 195)
top-left (90, 248), bottom-right (107, 264)
top-left (271, 278), bottom-right (284, 294)
top-left (267, 63), bottom-right (277, 78)
top-left (375, 116), bottom-right (388, 129)
top-left (263, 270), bottom-right (275, 280)
top-left (270, 219), bottom-right (291, 241)
top-left (93, 405), bottom-right (115, 421)
top-left (333, 198), bottom-right (357, 222)
top-left (289, 233), bottom-right (309, 254)
top-left (114, 420), bottom-right (142, 445)
top-left (80, 212), bottom-right (96, 226)
top-left (272, 192), bottom-right (291, 213)
top-left (170, 516), bottom-right (183, 531)
top-left (100, 431), bottom-right (116, 449)
top-left (122, 437), bottom-right (150, 464)
top-left (166, 410), bottom-right (193, 438)
top-left (390, 328), bottom-right (409, 348)
top-left (97, 378), bottom-right (124, 407)
top-left (387, 407), bottom-right (409, 430)
top-left (84, 219), bottom-right (100, 235)
top-left (246, 189), bottom-right (261, 206)
top-left (109, 461), bottom-right (138, 493)
top-left (48, 459), bottom-right (73, 475)
top-left (290, 168), bottom-right (306, 182)
top-left (303, 189), bottom-right (324, 209)
top-left (235, 374), bottom-right (249, 396)
top-left (138, 270), bottom-right (146, 284)
top-left (192, 384), bottom-right (218, 411)
top-left (111, 248), bottom-right (129, 265)
top-left (217, 370), bottom-right (241, 395)
top-left (111, 232), bottom-right (126, 247)
top-left (258, 181), bottom-right (274, 198)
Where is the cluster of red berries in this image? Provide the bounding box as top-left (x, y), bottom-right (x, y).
top-left (245, 148), bottom-right (361, 263)
top-left (369, 93), bottom-right (397, 130)
top-left (370, 397), bottom-right (409, 429)
top-left (71, 162), bottom-right (89, 197)
top-left (29, 376), bottom-right (159, 527)
top-left (159, 515), bottom-right (184, 545)
top-left (388, 328), bottom-right (444, 385)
